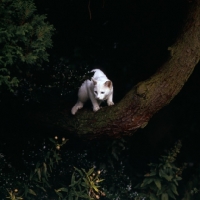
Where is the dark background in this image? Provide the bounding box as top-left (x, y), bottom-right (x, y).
top-left (34, 0), bottom-right (190, 100)
top-left (1, 0), bottom-right (200, 198)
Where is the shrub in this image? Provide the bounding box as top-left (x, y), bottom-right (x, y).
top-left (0, 0), bottom-right (54, 92)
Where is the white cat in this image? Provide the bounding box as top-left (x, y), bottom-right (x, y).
top-left (71, 69), bottom-right (114, 115)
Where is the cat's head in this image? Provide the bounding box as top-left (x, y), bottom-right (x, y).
top-left (92, 78), bottom-right (112, 101)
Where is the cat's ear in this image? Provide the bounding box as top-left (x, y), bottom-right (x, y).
top-left (92, 78), bottom-right (97, 85)
top-left (104, 80), bottom-right (112, 88)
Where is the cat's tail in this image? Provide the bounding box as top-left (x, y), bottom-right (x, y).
top-left (91, 69), bottom-right (106, 78)
top-left (91, 69), bottom-right (99, 74)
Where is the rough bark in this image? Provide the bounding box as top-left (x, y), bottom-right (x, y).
top-left (39, 0), bottom-right (200, 139)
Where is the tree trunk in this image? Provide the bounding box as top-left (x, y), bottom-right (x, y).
top-left (38, 0), bottom-right (200, 139)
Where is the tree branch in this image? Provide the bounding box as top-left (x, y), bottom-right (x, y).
top-left (35, 0), bottom-right (200, 139)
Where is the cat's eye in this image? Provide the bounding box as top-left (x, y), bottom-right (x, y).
top-left (101, 92), bottom-right (105, 94)
top-left (94, 91), bottom-right (97, 94)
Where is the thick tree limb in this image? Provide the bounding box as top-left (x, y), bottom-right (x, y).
top-left (40, 0), bottom-right (200, 138)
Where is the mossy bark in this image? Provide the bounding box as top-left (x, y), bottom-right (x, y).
top-left (39, 0), bottom-right (200, 139)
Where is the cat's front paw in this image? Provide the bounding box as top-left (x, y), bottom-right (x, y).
top-left (93, 105), bottom-right (100, 112)
top-left (107, 101), bottom-right (114, 106)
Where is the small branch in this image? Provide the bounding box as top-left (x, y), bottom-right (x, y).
top-left (88, 0), bottom-right (92, 20)
top-left (102, 0), bottom-right (105, 8)
top-left (29, 0), bottom-right (200, 139)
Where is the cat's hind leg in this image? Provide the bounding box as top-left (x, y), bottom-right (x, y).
top-left (71, 81), bottom-right (88, 115)
top-left (71, 100), bottom-right (84, 115)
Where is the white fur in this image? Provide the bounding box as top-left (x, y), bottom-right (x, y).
top-left (71, 69), bottom-right (114, 115)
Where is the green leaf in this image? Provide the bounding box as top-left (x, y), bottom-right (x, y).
top-left (92, 185), bottom-right (99, 192)
top-left (165, 163), bottom-right (172, 168)
top-left (159, 170), bottom-right (173, 181)
top-left (161, 193), bottom-right (168, 200)
top-left (37, 168), bottom-right (41, 181)
top-left (83, 178), bottom-right (89, 187)
top-left (16, 197), bottom-right (23, 200)
top-left (150, 193), bottom-right (158, 200)
top-left (29, 171), bottom-right (34, 180)
top-left (176, 176), bottom-right (182, 181)
top-left (68, 193), bottom-right (73, 200)
top-left (74, 167), bottom-right (83, 176)
top-left (170, 183), bottom-right (179, 195)
top-left (71, 172), bottom-right (75, 184)
top-left (48, 138), bottom-right (56, 144)
top-left (149, 171), bottom-right (157, 176)
top-left (42, 177), bottom-right (51, 187)
top-left (35, 162), bottom-right (40, 169)
top-left (42, 162), bottom-right (48, 179)
top-left (173, 179), bottom-right (178, 186)
top-left (77, 182), bottom-right (82, 191)
top-left (24, 185), bottom-right (28, 197)
top-left (35, 184), bottom-right (46, 192)
top-left (149, 183), bottom-right (159, 191)
top-left (81, 182), bottom-right (87, 187)
top-left (97, 179), bottom-right (104, 182)
top-left (49, 158), bottom-right (53, 168)
top-left (141, 178), bottom-right (154, 187)
top-left (156, 185), bottom-right (167, 196)
top-left (81, 168), bottom-right (87, 175)
top-left (134, 183), bottom-right (141, 189)
top-left (56, 187), bottom-right (68, 192)
top-left (28, 189), bottom-right (37, 196)
top-left (112, 151), bottom-right (119, 160)
top-left (167, 189), bottom-right (176, 199)
top-left (56, 192), bottom-right (63, 198)
top-left (87, 168), bottom-right (94, 176)
top-left (154, 179), bottom-right (161, 190)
